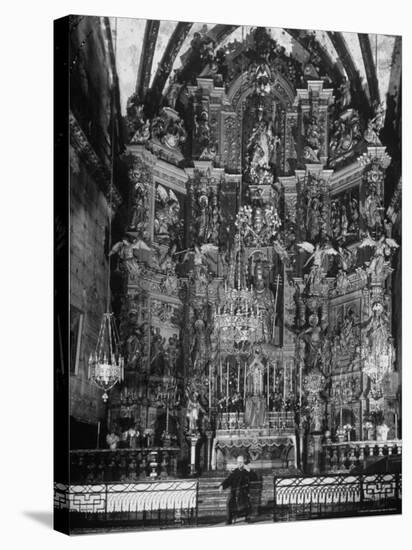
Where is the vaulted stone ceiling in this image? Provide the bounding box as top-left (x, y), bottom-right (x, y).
top-left (110, 17), bottom-right (401, 122)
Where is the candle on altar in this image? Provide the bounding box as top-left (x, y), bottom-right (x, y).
top-left (226, 360), bottom-right (229, 409)
top-left (244, 360), bottom-right (247, 401)
top-left (237, 361), bottom-right (240, 392)
top-left (220, 360), bottom-right (222, 394)
top-left (267, 363), bottom-right (270, 406)
top-left (283, 362), bottom-right (286, 400)
top-left (273, 362), bottom-right (276, 392)
top-left (299, 362), bottom-right (302, 409)
top-left (209, 364), bottom-right (212, 414)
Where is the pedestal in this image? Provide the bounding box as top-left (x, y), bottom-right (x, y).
top-left (312, 433), bottom-right (322, 475)
top-left (189, 434), bottom-right (199, 476)
top-left (205, 430), bottom-right (213, 471)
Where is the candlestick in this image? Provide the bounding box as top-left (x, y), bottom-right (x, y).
top-left (220, 360), bottom-right (222, 395)
top-left (299, 362), bottom-right (302, 409)
top-left (273, 362), bottom-right (276, 392)
top-left (283, 362), bottom-right (286, 401)
top-left (267, 363), bottom-right (270, 406)
top-left (209, 364), bottom-right (212, 415)
top-left (226, 360), bottom-right (229, 410)
top-left (244, 360), bottom-right (247, 401)
top-left (237, 361), bottom-right (240, 392)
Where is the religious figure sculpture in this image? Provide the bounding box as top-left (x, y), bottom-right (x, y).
top-left (126, 93), bottom-right (150, 144)
top-left (151, 107), bottom-right (187, 151)
top-left (186, 390), bottom-right (205, 432)
top-left (358, 233), bottom-right (399, 280)
top-left (244, 349), bottom-right (267, 428)
top-left (304, 115), bottom-right (322, 162)
top-left (246, 105), bottom-right (275, 185)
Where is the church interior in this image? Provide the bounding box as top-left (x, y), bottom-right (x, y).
top-left (58, 15), bottom-right (402, 529)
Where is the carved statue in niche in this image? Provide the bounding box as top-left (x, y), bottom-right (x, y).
top-left (190, 307), bottom-right (207, 369)
top-left (126, 324), bottom-right (146, 370)
top-left (339, 306), bottom-right (359, 353)
top-left (196, 189), bottom-right (212, 243)
top-left (363, 301), bottom-right (390, 354)
top-left (307, 195), bottom-right (321, 240)
top-left (362, 183), bottom-right (381, 230)
top-left (164, 334), bottom-right (179, 377)
top-left (300, 313), bottom-right (323, 368)
top-left (348, 196), bottom-right (359, 233)
top-left (253, 261), bottom-right (275, 342)
top-left (244, 348), bottom-right (267, 428)
top-left (195, 110), bottom-right (216, 160)
top-left (246, 105), bottom-right (275, 185)
top-left (129, 184), bottom-right (148, 234)
top-left (303, 115), bottom-right (322, 162)
top-left (154, 185), bottom-right (181, 246)
top-left (150, 326), bottom-right (166, 376)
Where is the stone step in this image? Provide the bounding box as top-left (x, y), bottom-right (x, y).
top-left (197, 475), bottom-right (275, 519)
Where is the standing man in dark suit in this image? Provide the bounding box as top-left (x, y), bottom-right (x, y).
top-left (219, 455), bottom-right (251, 524)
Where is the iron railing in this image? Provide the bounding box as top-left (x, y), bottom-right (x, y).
top-left (54, 479), bottom-right (198, 531)
top-left (273, 473), bottom-right (401, 522)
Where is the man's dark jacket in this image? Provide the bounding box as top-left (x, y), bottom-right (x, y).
top-left (221, 467), bottom-right (251, 516)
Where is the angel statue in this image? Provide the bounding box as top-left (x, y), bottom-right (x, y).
top-left (176, 243), bottom-right (219, 272)
top-left (359, 232), bottom-right (399, 279)
top-left (110, 236), bottom-right (151, 257)
top-left (297, 241), bottom-right (338, 291)
top-left (297, 241), bottom-right (338, 271)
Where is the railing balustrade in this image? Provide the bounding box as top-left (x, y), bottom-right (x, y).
top-left (322, 440), bottom-right (402, 472)
top-left (70, 447), bottom-right (180, 483)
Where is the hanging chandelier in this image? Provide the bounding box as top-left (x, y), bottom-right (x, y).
top-left (88, 312), bottom-right (124, 402)
top-left (87, 18), bottom-right (124, 402)
top-left (214, 282), bottom-right (263, 353)
top-left (214, 222), bottom-right (264, 353)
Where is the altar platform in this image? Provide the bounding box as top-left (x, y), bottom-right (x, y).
top-left (212, 411), bottom-right (297, 471)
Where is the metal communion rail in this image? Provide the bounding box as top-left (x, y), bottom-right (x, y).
top-left (273, 473), bottom-right (402, 522)
top-left (54, 479), bottom-right (199, 530)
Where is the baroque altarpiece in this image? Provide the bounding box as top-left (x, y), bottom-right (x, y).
top-left (55, 17), bottom-right (402, 533)
top-left (105, 26), bottom-right (401, 476)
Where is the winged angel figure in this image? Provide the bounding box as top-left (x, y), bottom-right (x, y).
top-left (297, 241), bottom-right (338, 289)
top-left (181, 243), bottom-right (219, 271)
top-left (359, 232), bottom-right (398, 278)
